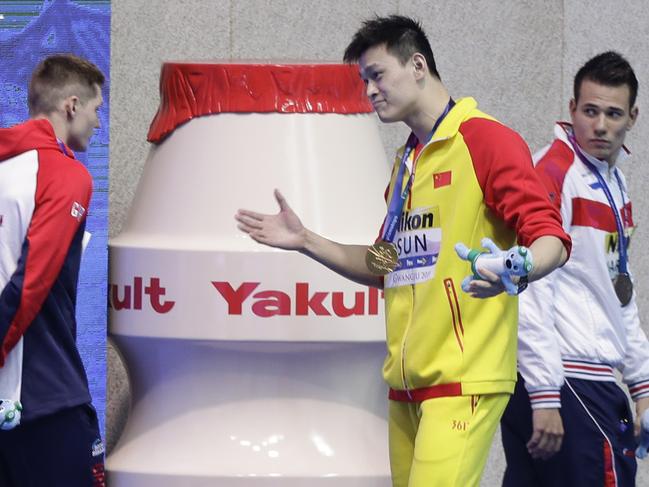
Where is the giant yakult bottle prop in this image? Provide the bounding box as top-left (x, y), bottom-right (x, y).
top-left (107, 63), bottom-right (392, 485)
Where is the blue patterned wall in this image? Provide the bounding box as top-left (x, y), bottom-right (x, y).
top-left (0, 0), bottom-right (109, 435)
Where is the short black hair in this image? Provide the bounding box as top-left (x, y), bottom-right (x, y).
top-left (344, 15), bottom-right (440, 79)
top-left (574, 51), bottom-right (638, 108)
top-left (28, 54), bottom-right (105, 116)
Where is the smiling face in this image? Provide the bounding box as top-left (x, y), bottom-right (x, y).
top-left (358, 44), bottom-right (421, 124)
top-left (570, 79), bottom-right (638, 165)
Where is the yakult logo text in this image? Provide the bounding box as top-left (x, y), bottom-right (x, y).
top-left (212, 282), bottom-right (382, 317)
top-left (109, 277), bottom-right (176, 313)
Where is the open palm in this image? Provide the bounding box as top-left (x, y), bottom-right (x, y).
top-left (235, 189), bottom-right (306, 250)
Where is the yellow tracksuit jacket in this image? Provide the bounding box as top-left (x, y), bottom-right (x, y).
top-left (382, 97), bottom-right (570, 400)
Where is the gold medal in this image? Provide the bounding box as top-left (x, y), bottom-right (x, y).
top-left (366, 241), bottom-right (399, 275)
top-left (613, 273), bottom-right (633, 307)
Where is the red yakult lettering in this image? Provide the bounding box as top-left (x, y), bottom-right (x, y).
top-left (212, 281), bottom-right (382, 317)
top-left (109, 276), bottom-right (176, 313)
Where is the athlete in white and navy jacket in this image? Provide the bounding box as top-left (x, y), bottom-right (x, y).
top-left (502, 51), bottom-right (649, 487)
top-left (519, 122), bottom-right (649, 412)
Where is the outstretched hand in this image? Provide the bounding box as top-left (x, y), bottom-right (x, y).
top-left (235, 189), bottom-right (307, 250)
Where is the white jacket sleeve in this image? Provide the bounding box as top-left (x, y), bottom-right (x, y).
top-left (518, 271), bottom-right (564, 409)
top-left (620, 292), bottom-right (649, 401)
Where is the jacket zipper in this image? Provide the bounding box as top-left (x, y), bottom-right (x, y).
top-left (399, 137), bottom-right (447, 398)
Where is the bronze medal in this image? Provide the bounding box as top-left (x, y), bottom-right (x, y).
top-left (613, 273), bottom-right (633, 307)
top-left (366, 241), bottom-right (399, 275)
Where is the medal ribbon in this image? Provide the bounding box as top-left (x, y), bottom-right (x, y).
top-left (567, 134), bottom-right (629, 274)
top-left (57, 139), bottom-right (72, 158)
top-left (381, 98), bottom-right (455, 243)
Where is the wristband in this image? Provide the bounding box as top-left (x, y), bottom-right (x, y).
top-left (517, 275), bottom-right (529, 294)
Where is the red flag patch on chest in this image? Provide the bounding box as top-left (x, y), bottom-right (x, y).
top-left (433, 171), bottom-right (452, 188)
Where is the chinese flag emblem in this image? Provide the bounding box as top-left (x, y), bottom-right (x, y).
top-left (433, 171), bottom-right (452, 188)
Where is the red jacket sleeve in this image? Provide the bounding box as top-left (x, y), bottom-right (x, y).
top-left (534, 139), bottom-right (575, 212)
top-left (459, 118), bottom-right (571, 254)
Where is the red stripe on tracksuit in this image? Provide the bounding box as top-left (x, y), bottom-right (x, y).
top-left (565, 363), bottom-right (613, 373)
top-left (389, 383), bottom-right (463, 402)
top-left (603, 441), bottom-right (617, 487)
top-left (630, 383), bottom-right (649, 394)
top-left (571, 198), bottom-right (618, 233)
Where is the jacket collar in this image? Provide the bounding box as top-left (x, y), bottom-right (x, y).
top-left (554, 121), bottom-right (630, 169)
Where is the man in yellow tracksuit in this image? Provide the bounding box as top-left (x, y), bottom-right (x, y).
top-left (236, 15), bottom-right (571, 487)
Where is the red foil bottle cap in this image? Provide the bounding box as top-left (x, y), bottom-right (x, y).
top-left (148, 63), bottom-right (373, 144)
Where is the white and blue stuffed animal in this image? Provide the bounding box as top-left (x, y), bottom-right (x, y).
top-left (455, 238), bottom-right (533, 295)
top-left (0, 399), bottom-right (22, 431)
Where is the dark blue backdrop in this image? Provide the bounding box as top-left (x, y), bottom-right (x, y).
top-left (0, 0), bottom-right (110, 435)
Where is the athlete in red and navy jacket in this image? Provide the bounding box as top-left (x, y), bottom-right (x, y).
top-left (1, 53), bottom-right (106, 487)
top-left (0, 118), bottom-right (93, 423)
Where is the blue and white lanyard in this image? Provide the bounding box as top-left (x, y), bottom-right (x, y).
top-left (382, 98), bottom-right (455, 242)
top-left (568, 134), bottom-right (629, 274)
top-left (57, 139), bottom-right (72, 157)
